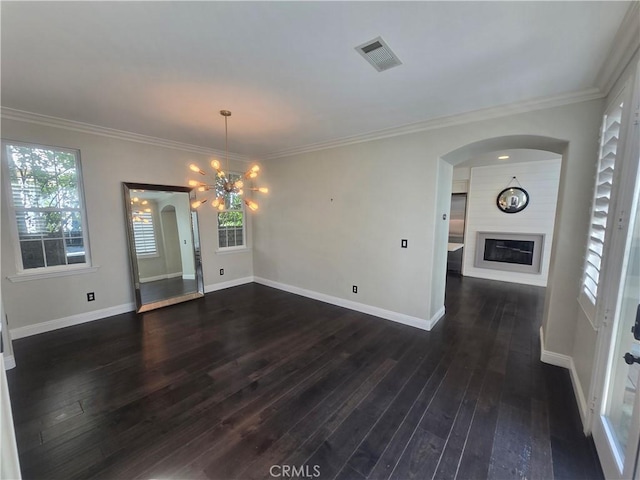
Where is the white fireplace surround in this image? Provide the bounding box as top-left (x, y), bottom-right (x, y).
top-left (474, 232), bottom-right (545, 274)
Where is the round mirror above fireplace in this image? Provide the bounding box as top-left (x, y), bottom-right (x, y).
top-left (496, 187), bottom-right (529, 213)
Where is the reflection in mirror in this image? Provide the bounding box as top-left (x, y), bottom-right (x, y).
top-left (123, 183), bottom-right (204, 313)
top-left (496, 187), bottom-right (529, 214)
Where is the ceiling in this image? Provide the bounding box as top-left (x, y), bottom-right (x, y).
top-left (456, 149), bottom-right (562, 169)
top-left (0, 1), bottom-right (632, 159)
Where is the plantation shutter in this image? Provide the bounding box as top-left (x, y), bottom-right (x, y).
top-left (582, 100), bottom-right (624, 306)
top-left (133, 212), bottom-right (157, 254)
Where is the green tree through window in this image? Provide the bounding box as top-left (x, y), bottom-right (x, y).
top-left (4, 142), bottom-right (89, 270)
top-left (217, 172), bottom-right (245, 248)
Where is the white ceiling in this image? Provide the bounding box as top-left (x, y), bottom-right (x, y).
top-left (456, 149), bottom-right (562, 168)
top-left (0, 1), bottom-right (632, 159)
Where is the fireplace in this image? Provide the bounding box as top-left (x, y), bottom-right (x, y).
top-left (474, 232), bottom-right (544, 274)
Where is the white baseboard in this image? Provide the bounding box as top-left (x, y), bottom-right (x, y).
top-left (10, 302), bottom-right (136, 339)
top-left (253, 276), bottom-right (442, 331)
top-left (139, 272), bottom-right (183, 283)
top-left (183, 273), bottom-right (196, 280)
top-left (204, 276), bottom-right (255, 293)
top-left (430, 306), bottom-right (446, 329)
top-left (539, 326), bottom-right (590, 432)
top-left (3, 354), bottom-right (15, 370)
top-left (7, 276), bottom-right (444, 341)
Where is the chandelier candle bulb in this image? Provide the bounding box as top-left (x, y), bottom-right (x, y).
top-left (189, 164), bottom-right (205, 175)
top-left (187, 110), bottom-right (269, 213)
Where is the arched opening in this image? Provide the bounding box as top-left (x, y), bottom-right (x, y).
top-left (160, 205), bottom-right (183, 276)
top-left (435, 135), bottom-right (570, 333)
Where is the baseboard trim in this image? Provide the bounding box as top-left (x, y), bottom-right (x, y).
top-left (204, 276), bottom-right (255, 293)
top-left (139, 272), bottom-right (183, 283)
top-left (10, 302), bottom-right (136, 339)
top-left (3, 355), bottom-right (16, 370)
top-left (539, 326), bottom-right (590, 432)
top-left (253, 276), bottom-right (441, 331)
top-left (430, 306), bottom-right (446, 329)
top-left (6, 275), bottom-right (443, 340)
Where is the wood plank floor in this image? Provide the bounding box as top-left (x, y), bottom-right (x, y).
top-left (7, 275), bottom-right (604, 480)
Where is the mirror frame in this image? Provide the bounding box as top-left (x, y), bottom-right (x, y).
top-left (496, 186), bottom-right (530, 214)
top-left (123, 182), bottom-right (204, 313)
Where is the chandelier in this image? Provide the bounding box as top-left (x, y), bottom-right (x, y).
top-left (188, 110), bottom-right (268, 212)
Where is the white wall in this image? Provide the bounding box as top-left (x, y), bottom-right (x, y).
top-left (160, 207), bottom-right (183, 278)
top-left (254, 99), bottom-right (603, 352)
top-left (157, 193), bottom-right (196, 279)
top-left (462, 159), bottom-right (562, 286)
top-left (1, 119), bottom-right (253, 334)
top-left (431, 160), bottom-right (452, 319)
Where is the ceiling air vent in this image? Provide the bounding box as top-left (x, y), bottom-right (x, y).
top-left (355, 36), bottom-right (402, 72)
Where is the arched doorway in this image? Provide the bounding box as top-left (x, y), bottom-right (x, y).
top-left (160, 205), bottom-right (183, 276)
top-left (436, 135), bottom-right (569, 345)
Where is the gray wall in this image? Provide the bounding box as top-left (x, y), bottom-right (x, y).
top-left (1, 119), bottom-right (253, 332)
top-left (0, 98), bottom-right (604, 385)
top-left (253, 99), bottom-right (603, 354)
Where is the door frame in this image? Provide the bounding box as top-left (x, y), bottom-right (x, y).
top-left (590, 61), bottom-right (640, 478)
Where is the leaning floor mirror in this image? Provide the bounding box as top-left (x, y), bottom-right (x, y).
top-left (123, 182), bottom-right (204, 313)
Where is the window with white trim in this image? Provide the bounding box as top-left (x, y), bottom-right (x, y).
top-left (3, 141), bottom-right (91, 271)
top-left (217, 172), bottom-right (245, 249)
top-left (132, 212), bottom-right (157, 255)
top-left (580, 99), bottom-right (625, 317)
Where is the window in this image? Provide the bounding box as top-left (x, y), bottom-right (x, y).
top-left (580, 99), bottom-right (624, 318)
top-left (132, 211), bottom-right (157, 255)
top-left (3, 141), bottom-right (91, 272)
top-left (217, 172), bottom-right (245, 249)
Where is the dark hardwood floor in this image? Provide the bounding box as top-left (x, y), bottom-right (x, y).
top-left (139, 277), bottom-right (198, 304)
top-left (7, 275), bottom-right (603, 480)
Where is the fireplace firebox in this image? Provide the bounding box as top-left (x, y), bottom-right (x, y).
top-left (474, 232), bottom-right (544, 274)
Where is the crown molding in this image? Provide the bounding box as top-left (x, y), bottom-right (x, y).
top-left (596, 1), bottom-right (640, 96)
top-left (0, 107), bottom-right (252, 163)
top-left (2, 86), bottom-right (605, 164)
top-left (263, 88), bottom-right (605, 160)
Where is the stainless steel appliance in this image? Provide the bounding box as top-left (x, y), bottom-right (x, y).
top-left (447, 193), bottom-right (467, 274)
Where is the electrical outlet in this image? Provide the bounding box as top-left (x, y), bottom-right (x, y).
top-left (87, 292), bottom-right (95, 302)
top-left (220, 268), bottom-right (224, 276)
top-left (352, 285), bottom-right (358, 294)
top-left (401, 239), bottom-right (408, 248)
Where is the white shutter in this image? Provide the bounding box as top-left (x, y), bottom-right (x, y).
top-left (581, 101), bottom-right (624, 308)
top-left (133, 212), bottom-right (157, 255)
